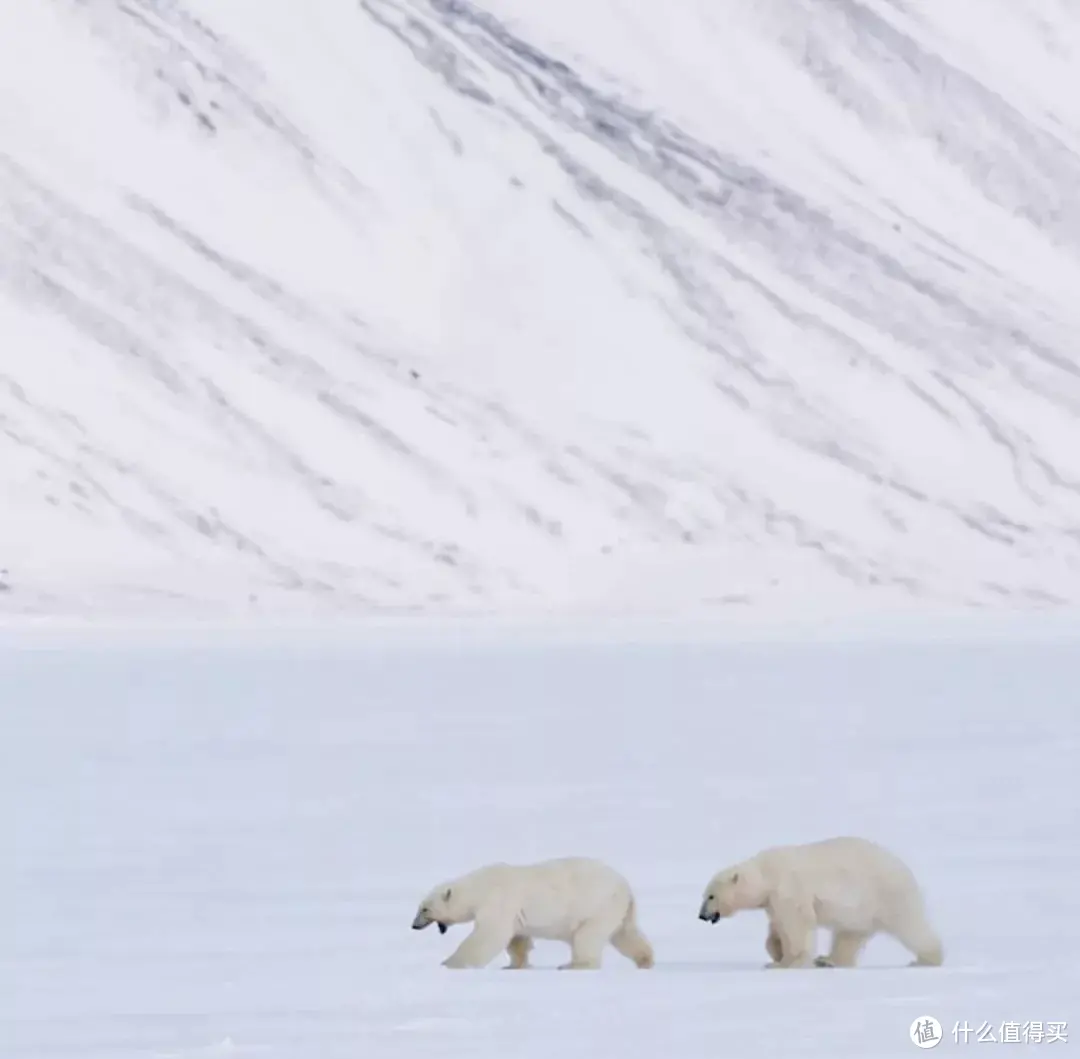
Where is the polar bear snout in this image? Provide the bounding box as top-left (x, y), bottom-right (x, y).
top-left (412, 907), bottom-right (450, 933)
top-left (698, 893), bottom-right (723, 922)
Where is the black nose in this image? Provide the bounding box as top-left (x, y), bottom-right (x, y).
top-left (698, 911), bottom-right (710, 921)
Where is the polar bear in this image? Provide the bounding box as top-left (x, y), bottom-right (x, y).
top-left (698, 836), bottom-right (943, 969)
top-left (411, 856), bottom-right (655, 970)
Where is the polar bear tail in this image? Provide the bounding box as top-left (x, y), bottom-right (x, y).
top-left (610, 895), bottom-right (655, 969)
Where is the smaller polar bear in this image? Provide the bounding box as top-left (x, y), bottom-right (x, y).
top-left (411, 856), bottom-right (655, 970)
top-left (698, 836), bottom-right (943, 969)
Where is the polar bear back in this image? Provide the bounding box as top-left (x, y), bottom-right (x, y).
top-left (756, 836), bottom-right (928, 933)
top-left (459, 856), bottom-right (633, 938)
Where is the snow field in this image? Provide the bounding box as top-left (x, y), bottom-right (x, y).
top-left (5, 622), bottom-right (1078, 1057)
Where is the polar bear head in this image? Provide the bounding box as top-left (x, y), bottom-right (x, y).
top-left (411, 881), bottom-right (469, 935)
top-left (698, 862), bottom-right (766, 922)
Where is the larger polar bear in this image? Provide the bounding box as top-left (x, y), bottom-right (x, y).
top-left (698, 836), bottom-right (943, 969)
top-left (411, 856), bottom-right (655, 970)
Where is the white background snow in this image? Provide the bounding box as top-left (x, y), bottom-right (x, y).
top-left (2, 0), bottom-right (1080, 617)
top-left (4, 617), bottom-right (1079, 1057)
top-left (4, 2), bottom-right (1080, 1058)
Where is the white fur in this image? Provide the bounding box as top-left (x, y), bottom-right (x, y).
top-left (698, 836), bottom-right (944, 969)
top-left (411, 856), bottom-right (655, 970)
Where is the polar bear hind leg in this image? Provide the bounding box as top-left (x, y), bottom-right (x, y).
top-left (890, 912), bottom-right (944, 967)
top-left (559, 904), bottom-right (628, 970)
top-left (813, 929), bottom-right (872, 968)
top-left (504, 934), bottom-right (533, 970)
top-left (609, 898), bottom-right (655, 968)
top-left (559, 921), bottom-right (610, 969)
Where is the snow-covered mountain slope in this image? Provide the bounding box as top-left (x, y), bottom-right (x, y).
top-left (2, 0), bottom-right (1080, 618)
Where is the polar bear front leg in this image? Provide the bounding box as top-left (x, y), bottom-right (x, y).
top-left (504, 934), bottom-right (534, 970)
top-left (767, 892), bottom-right (816, 969)
top-left (764, 921), bottom-right (784, 967)
top-left (442, 914), bottom-right (516, 969)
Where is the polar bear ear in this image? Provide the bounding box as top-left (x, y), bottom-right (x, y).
top-left (442, 887), bottom-right (452, 902)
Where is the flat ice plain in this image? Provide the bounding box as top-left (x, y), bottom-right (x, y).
top-left (5, 616), bottom-right (1078, 1058)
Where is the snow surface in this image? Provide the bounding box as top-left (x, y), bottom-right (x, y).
top-left (3, 1), bottom-right (1080, 618)
top-left (5, 620), bottom-right (1078, 1058)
